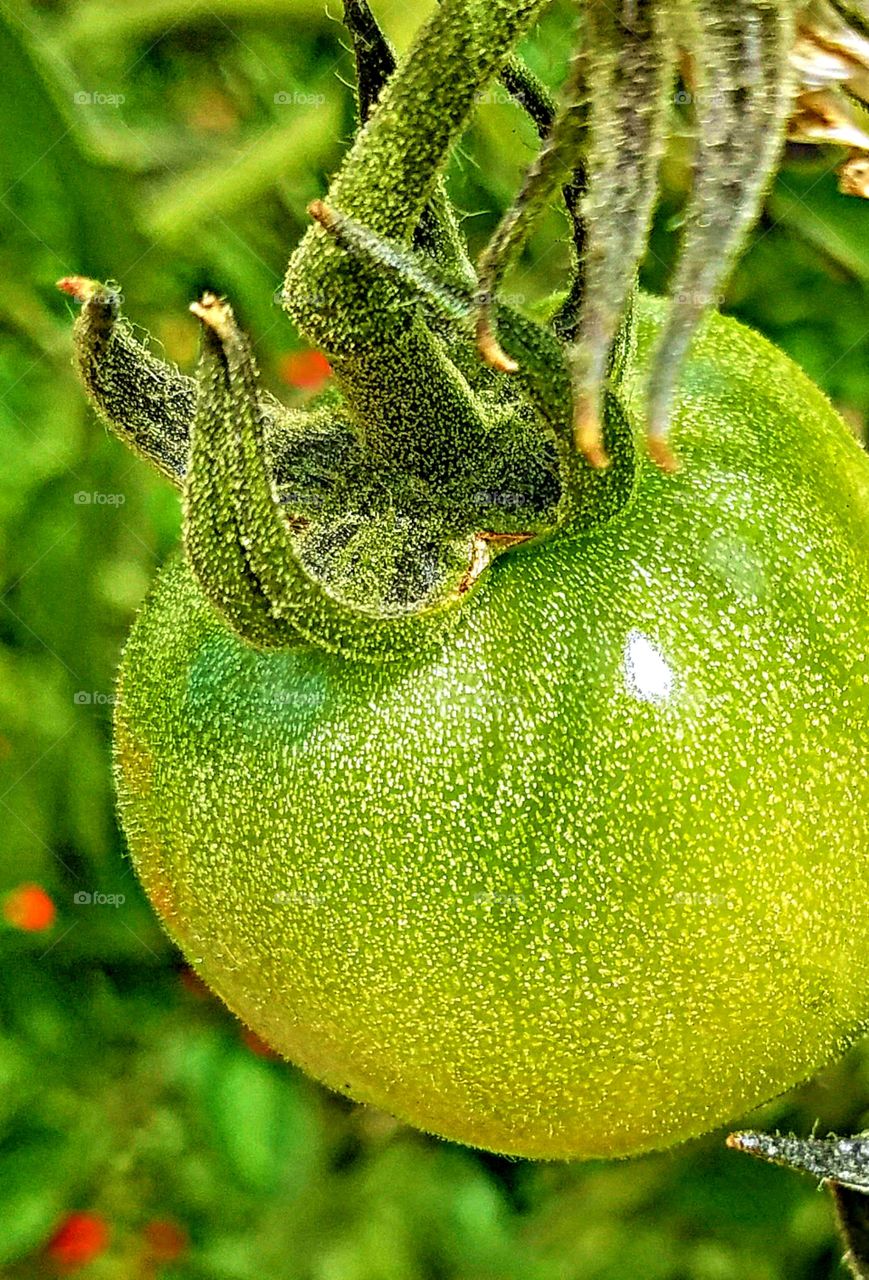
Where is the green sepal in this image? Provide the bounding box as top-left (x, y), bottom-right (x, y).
top-left (185, 294), bottom-right (494, 662)
top-left (568, 0), bottom-right (676, 468)
top-left (645, 0), bottom-right (799, 444)
top-left (183, 307), bottom-right (295, 652)
top-left (64, 277), bottom-right (334, 498)
top-left (66, 279), bottom-right (194, 485)
top-left (473, 47), bottom-right (587, 377)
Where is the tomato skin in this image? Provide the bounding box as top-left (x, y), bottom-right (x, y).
top-left (115, 298), bottom-right (869, 1160)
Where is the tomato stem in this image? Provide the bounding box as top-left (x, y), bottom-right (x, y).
top-left (282, 0), bottom-right (550, 483)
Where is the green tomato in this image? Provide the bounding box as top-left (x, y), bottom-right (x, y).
top-left (115, 298), bottom-right (869, 1160)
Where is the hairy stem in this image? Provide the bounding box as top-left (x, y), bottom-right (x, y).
top-left (284, 0), bottom-right (550, 482)
top-left (308, 201), bottom-right (638, 535)
top-left (343, 0), bottom-right (472, 275)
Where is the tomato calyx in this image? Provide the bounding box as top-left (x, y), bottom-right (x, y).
top-left (183, 289), bottom-right (509, 657)
top-left (61, 266), bottom-right (638, 658)
top-left (59, 0), bottom-right (869, 662)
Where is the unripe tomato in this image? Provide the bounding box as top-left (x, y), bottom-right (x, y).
top-left (116, 299), bottom-right (869, 1160)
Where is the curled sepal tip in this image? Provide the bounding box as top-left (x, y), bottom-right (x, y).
top-left (475, 308), bottom-right (519, 375)
top-left (57, 275), bottom-right (194, 485)
top-left (58, 275), bottom-right (104, 303)
top-left (573, 404), bottom-right (611, 474)
top-left (186, 293), bottom-right (487, 663)
top-left (184, 296), bottom-right (292, 652)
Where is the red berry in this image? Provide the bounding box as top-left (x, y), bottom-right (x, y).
top-left (278, 348), bottom-right (332, 392)
top-left (3, 883), bottom-right (55, 932)
top-left (144, 1219), bottom-right (187, 1262)
top-left (46, 1212), bottom-right (109, 1268)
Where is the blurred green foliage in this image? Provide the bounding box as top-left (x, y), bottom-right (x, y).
top-left (1, 2), bottom-right (868, 1276)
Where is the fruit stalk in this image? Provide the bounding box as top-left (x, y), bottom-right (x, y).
top-left (283, 0), bottom-right (551, 481)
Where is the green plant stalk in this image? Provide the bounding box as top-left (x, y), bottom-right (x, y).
top-left (283, 0), bottom-right (551, 477)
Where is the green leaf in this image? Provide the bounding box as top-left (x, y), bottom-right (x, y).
top-left (143, 101), bottom-right (341, 243)
top-left (204, 1039), bottom-right (319, 1193)
top-left (0, 1134), bottom-right (71, 1263)
top-left (768, 164), bottom-right (869, 284)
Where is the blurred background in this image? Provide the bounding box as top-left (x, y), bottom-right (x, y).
top-left (1, 0), bottom-right (869, 1275)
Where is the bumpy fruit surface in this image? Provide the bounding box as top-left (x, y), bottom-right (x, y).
top-left (115, 299), bottom-right (869, 1160)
